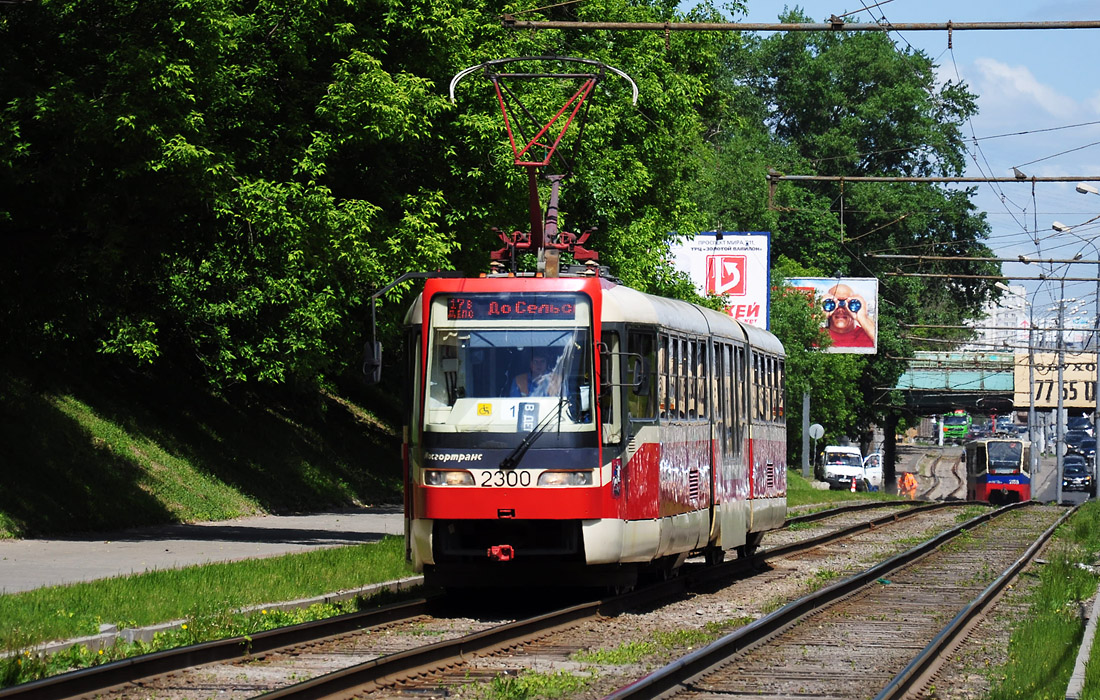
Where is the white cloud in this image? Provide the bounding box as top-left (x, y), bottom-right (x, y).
top-left (972, 57), bottom-right (1077, 119)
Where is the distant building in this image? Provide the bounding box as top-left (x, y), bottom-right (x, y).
top-left (962, 284), bottom-right (1028, 353)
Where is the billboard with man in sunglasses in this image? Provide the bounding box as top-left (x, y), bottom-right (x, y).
top-left (788, 277), bottom-right (879, 354)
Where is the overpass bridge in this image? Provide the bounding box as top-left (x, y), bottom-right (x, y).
top-left (892, 350), bottom-right (1098, 417)
top-left (891, 351), bottom-right (1015, 415)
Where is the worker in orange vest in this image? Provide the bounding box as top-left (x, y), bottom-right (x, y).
top-left (899, 471), bottom-right (917, 499)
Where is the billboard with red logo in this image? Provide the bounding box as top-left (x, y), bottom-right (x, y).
top-left (668, 231), bottom-right (770, 328)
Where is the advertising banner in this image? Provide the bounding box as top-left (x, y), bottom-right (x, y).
top-left (668, 231), bottom-right (770, 328)
top-left (1014, 352), bottom-right (1098, 409)
top-left (787, 277), bottom-right (880, 354)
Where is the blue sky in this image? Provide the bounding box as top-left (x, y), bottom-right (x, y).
top-left (688, 1), bottom-right (1100, 321)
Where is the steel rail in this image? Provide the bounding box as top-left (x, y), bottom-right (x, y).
top-left (784, 499), bottom-right (927, 527)
top-left (0, 598), bottom-right (437, 700)
top-left (257, 599), bottom-right (607, 700)
top-left (874, 504), bottom-right (1079, 700)
top-left (601, 500), bottom-right (1038, 700)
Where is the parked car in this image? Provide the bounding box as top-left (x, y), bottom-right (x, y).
top-left (822, 445), bottom-right (864, 490)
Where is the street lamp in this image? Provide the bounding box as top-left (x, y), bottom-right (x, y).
top-left (1056, 205), bottom-right (1100, 459)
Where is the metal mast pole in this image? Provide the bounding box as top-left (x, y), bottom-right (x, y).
top-left (1057, 281), bottom-right (1066, 505)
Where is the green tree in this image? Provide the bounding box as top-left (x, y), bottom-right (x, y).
top-left (692, 9), bottom-right (1000, 448)
top-left (0, 0), bottom-right (742, 391)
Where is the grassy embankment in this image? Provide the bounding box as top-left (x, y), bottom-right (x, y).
top-left (0, 368), bottom-right (411, 686)
top-left (0, 371), bottom-right (403, 538)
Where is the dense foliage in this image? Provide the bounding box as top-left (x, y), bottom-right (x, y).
top-left (1, 1), bottom-right (999, 449)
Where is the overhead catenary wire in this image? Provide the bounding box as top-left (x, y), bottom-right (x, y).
top-left (501, 18), bottom-right (1100, 33)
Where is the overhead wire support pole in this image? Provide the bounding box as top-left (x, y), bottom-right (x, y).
top-left (500, 18), bottom-right (1100, 33)
top-left (871, 254), bottom-right (1100, 265)
top-left (766, 174), bottom-right (1100, 209)
top-left (885, 273), bottom-right (1100, 282)
top-left (772, 175), bottom-right (1100, 183)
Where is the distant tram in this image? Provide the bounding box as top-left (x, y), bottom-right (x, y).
top-left (963, 437), bottom-right (1031, 503)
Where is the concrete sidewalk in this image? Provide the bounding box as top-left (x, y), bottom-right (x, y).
top-left (0, 506), bottom-right (404, 594)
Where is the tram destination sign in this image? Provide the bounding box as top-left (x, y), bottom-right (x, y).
top-left (1014, 352), bottom-right (1098, 409)
top-left (445, 293), bottom-right (578, 321)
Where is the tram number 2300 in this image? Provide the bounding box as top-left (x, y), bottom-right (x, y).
top-left (475, 470), bottom-right (534, 487)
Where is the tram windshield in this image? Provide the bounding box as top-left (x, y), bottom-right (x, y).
top-left (987, 440), bottom-right (1025, 473)
top-left (424, 293), bottom-right (595, 433)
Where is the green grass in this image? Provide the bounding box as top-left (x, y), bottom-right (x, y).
top-left (786, 469), bottom-right (903, 508)
top-left (987, 502), bottom-right (1100, 700)
top-left (1, 535), bottom-right (412, 650)
top-left (464, 669), bottom-right (591, 700)
top-left (0, 372), bottom-right (402, 538)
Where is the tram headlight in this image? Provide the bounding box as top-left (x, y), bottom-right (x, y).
top-left (424, 470), bottom-right (474, 486)
top-left (537, 470), bottom-right (593, 486)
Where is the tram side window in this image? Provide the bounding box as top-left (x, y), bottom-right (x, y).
top-left (718, 343), bottom-right (731, 454)
top-left (763, 355), bottom-right (775, 422)
top-left (754, 355), bottom-right (764, 421)
top-left (683, 337), bottom-right (692, 418)
top-left (761, 356), bottom-right (770, 422)
top-left (734, 345), bottom-right (747, 442)
top-left (660, 334), bottom-right (668, 418)
top-left (627, 330), bottom-right (657, 420)
top-left (776, 359), bottom-right (785, 422)
top-left (695, 339), bottom-right (707, 419)
top-left (674, 337), bottom-right (686, 419)
top-left (729, 344), bottom-right (738, 451)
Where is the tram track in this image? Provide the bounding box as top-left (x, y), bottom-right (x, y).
top-left (604, 501), bottom-right (1070, 700)
top-left (915, 449), bottom-right (965, 501)
top-left (0, 501), bottom-right (976, 700)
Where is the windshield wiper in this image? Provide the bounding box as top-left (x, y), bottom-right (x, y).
top-left (500, 398), bottom-right (565, 470)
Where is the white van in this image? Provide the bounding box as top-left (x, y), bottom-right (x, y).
top-left (822, 445), bottom-right (865, 490)
top-left (862, 452), bottom-right (884, 491)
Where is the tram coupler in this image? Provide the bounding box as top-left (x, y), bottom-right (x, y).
top-left (487, 545), bottom-right (515, 562)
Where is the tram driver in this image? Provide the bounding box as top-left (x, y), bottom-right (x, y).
top-left (509, 348), bottom-right (563, 397)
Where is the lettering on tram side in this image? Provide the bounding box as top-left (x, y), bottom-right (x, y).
top-left (424, 452), bottom-right (485, 463)
top-left (1031, 379), bottom-right (1096, 404)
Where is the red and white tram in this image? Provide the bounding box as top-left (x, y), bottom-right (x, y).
top-left (399, 270), bottom-right (786, 589)
top-left (367, 57), bottom-right (787, 589)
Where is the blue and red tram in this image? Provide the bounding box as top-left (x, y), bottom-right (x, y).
top-left (399, 272), bottom-right (786, 589)
top-left (964, 437), bottom-right (1031, 503)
